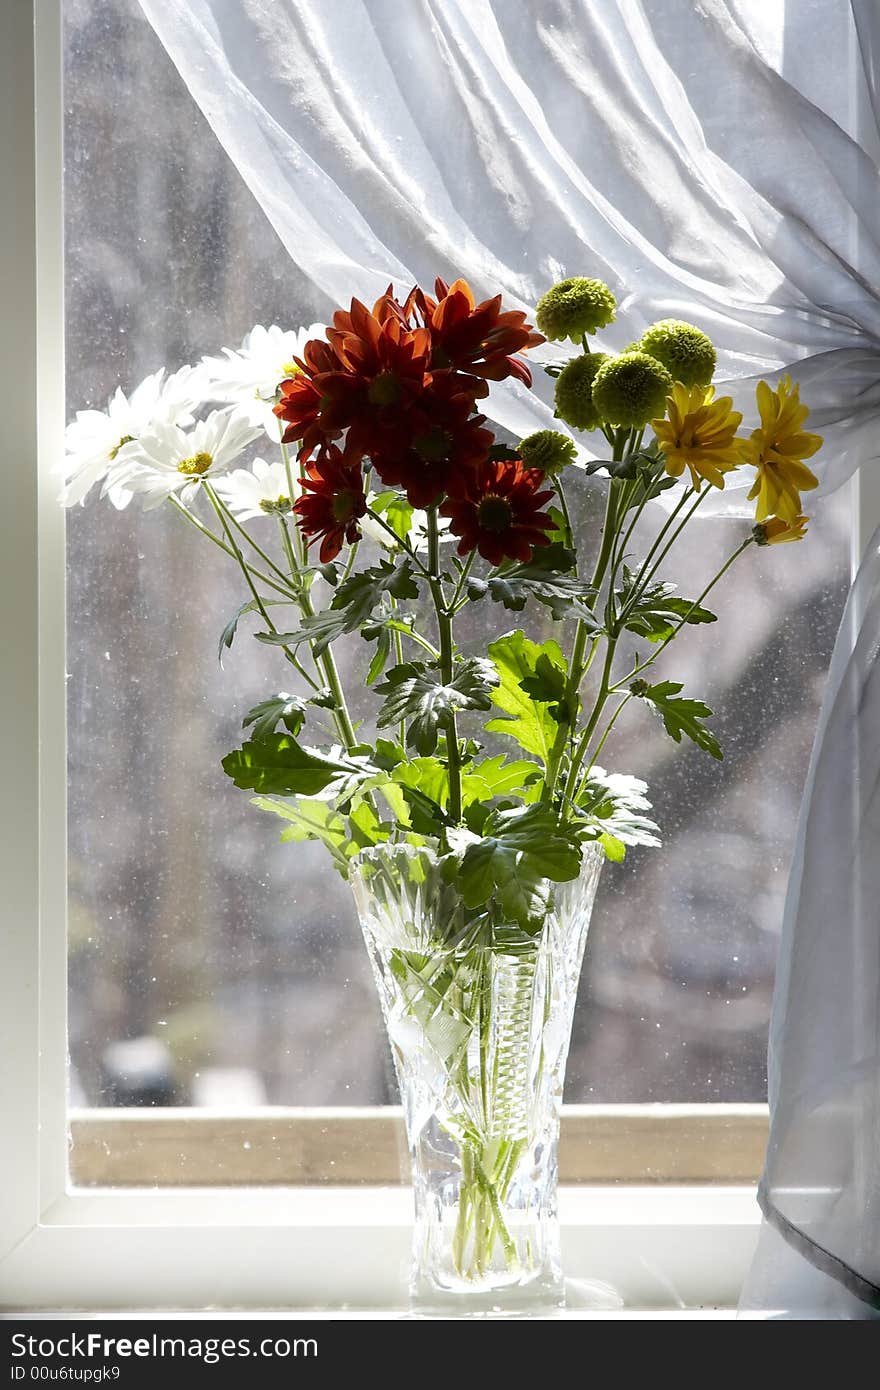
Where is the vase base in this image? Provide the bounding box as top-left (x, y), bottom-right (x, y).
top-left (411, 1273), bottom-right (565, 1318)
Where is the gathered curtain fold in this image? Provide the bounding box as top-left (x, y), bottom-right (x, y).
top-left (138, 0), bottom-right (880, 511)
top-left (136, 0), bottom-right (880, 1316)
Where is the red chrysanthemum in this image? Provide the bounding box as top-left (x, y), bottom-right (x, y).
top-left (413, 278), bottom-right (544, 387)
top-left (274, 279), bottom-right (543, 482)
top-left (274, 339), bottom-right (346, 453)
top-left (293, 444), bottom-right (367, 563)
top-left (370, 375), bottom-right (493, 507)
top-left (440, 460), bottom-right (556, 566)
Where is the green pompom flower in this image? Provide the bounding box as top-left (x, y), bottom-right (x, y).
top-left (591, 352), bottom-right (673, 428)
top-left (554, 352), bottom-right (609, 431)
top-left (536, 277), bottom-right (616, 343)
top-left (638, 319), bottom-right (716, 388)
top-left (518, 429), bottom-right (578, 475)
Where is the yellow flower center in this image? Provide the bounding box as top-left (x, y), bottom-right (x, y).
top-left (109, 434), bottom-right (134, 460)
top-left (280, 361), bottom-right (301, 379)
top-left (177, 451), bottom-right (213, 476)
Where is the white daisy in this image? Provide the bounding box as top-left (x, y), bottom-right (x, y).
top-left (60, 364), bottom-right (204, 507)
top-left (214, 458), bottom-right (296, 521)
top-left (199, 323), bottom-right (326, 435)
top-left (110, 409), bottom-right (262, 510)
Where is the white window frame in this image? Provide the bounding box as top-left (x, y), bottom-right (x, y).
top-left (0, 0), bottom-right (873, 1312)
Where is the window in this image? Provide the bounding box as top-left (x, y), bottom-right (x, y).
top-left (66, 0), bottom-right (846, 1138)
top-left (0, 0), bottom-right (869, 1311)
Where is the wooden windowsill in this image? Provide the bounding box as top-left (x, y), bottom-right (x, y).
top-left (69, 1103), bottom-right (768, 1187)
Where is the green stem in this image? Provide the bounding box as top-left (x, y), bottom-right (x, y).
top-left (364, 507), bottom-right (433, 580)
top-left (562, 632), bottom-right (618, 807)
top-left (273, 492), bottom-right (360, 754)
top-left (426, 507), bottom-right (462, 824)
top-left (448, 551), bottom-right (477, 614)
top-left (542, 464), bottom-right (625, 803)
top-left (217, 497), bottom-right (294, 588)
top-left (576, 537), bottom-right (756, 788)
top-left (166, 495), bottom-right (296, 599)
top-left (205, 485), bottom-right (302, 674)
top-left (611, 536), bottom-right (754, 692)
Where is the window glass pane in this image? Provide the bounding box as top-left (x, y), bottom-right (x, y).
top-left (65, 0), bottom-right (851, 1113)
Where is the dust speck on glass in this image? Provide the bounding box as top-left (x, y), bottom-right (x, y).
top-left (64, 0), bottom-right (849, 1112)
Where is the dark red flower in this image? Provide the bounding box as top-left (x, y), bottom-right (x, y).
top-left (274, 339), bottom-right (346, 452)
top-left (413, 278), bottom-right (544, 386)
top-left (294, 444), bottom-right (367, 563)
top-left (370, 375), bottom-right (493, 507)
top-left (440, 460), bottom-right (556, 566)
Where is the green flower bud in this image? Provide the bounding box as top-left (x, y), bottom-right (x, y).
top-left (591, 352), bottom-right (673, 428)
top-left (553, 352), bottom-right (609, 431)
top-left (536, 277), bottom-right (616, 343)
top-left (518, 429), bottom-right (578, 475)
top-left (638, 319), bottom-right (716, 388)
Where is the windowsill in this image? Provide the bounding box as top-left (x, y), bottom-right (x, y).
top-left (2, 1186), bottom-right (760, 1311)
top-left (69, 1104), bottom-right (769, 1186)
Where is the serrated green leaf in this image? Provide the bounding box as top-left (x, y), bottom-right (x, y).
top-left (391, 754), bottom-right (541, 813)
top-left (632, 679), bottom-right (722, 760)
top-left (460, 756), bottom-right (543, 807)
top-left (366, 626), bottom-right (391, 685)
top-left (469, 543), bottom-right (598, 622)
top-left (371, 491), bottom-right (415, 542)
top-left (218, 598), bottom-right (293, 665)
top-left (258, 558), bottom-right (420, 657)
top-left (599, 831), bottom-right (626, 862)
top-left (573, 766), bottom-right (660, 847)
top-left (456, 804), bottom-right (582, 928)
top-left (241, 693), bottom-right (307, 741)
top-left (250, 796), bottom-right (352, 873)
top-left (376, 657), bottom-right (498, 757)
top-left (519, 652), bottom-right (569, 720)
top-left (484, 631), bottom-right (568, 764)
top-left (222, 735), bottom-right (356, 796)
top-left (616, 567), bottom-right (716, 643)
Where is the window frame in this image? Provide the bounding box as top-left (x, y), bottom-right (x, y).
top-left (0, 0), bottom-right (873, 1311)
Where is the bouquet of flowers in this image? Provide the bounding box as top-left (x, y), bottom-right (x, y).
top-left (64, 274), bottom-right (821, 1306)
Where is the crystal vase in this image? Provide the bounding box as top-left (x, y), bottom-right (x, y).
top-left (350, 841), bottom-right (604, 1314)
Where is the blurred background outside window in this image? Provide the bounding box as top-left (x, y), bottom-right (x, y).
top-left (65, 0), bottom-right (850, 1113)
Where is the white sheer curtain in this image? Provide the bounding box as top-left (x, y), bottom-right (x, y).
top-left (137, 0), bottom-right (880, 509)
top-left (136, 0), bottom-right (880, 1315)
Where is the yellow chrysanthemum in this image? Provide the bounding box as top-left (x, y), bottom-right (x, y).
top-left (651, 383), bottom-right (743, 490)
top-left (741, 377), bottom-right (822, 523)
top-left (753, 515), bottom-right (809, 546)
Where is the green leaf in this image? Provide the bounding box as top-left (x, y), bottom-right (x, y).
top-left (258, 558), bottom-right (420, 657)
top-left (459, 756), bottom-right (543, 807)
top-left (370, 491), bottom-right (415, 542)
top-left (399, 785), bottom-right (449, 835)
top-left (631, 679), bottom-right (722, 760)
top-left (468, 543), bottom-right (598, 622)
top-left (251, 796), bottom-right (352, 873)
top-left (241, 693), bottom-right (307, 741)
top-left (391, 754), bottom-right (541, 813)
top-left (484, 631), bottom-right (568, 763)
top-left (454, 804), bottom-right (582, 929)
top-left (519, 652), bottom-right (569, 720)
top-left (366, 627), bottom-right (391, 685)
top-left (616, 567), bottom-right (716, 643)
top-left (599, 832), bottom-right (626, 862)
top-left (221, 735), bottom-right (356, 795)
top-left (218, 599), bottom-right (293, 665)
top-left (376, 657), bottom-right (498, 757)
top-left (573, 767), bottom-right (660, 847)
